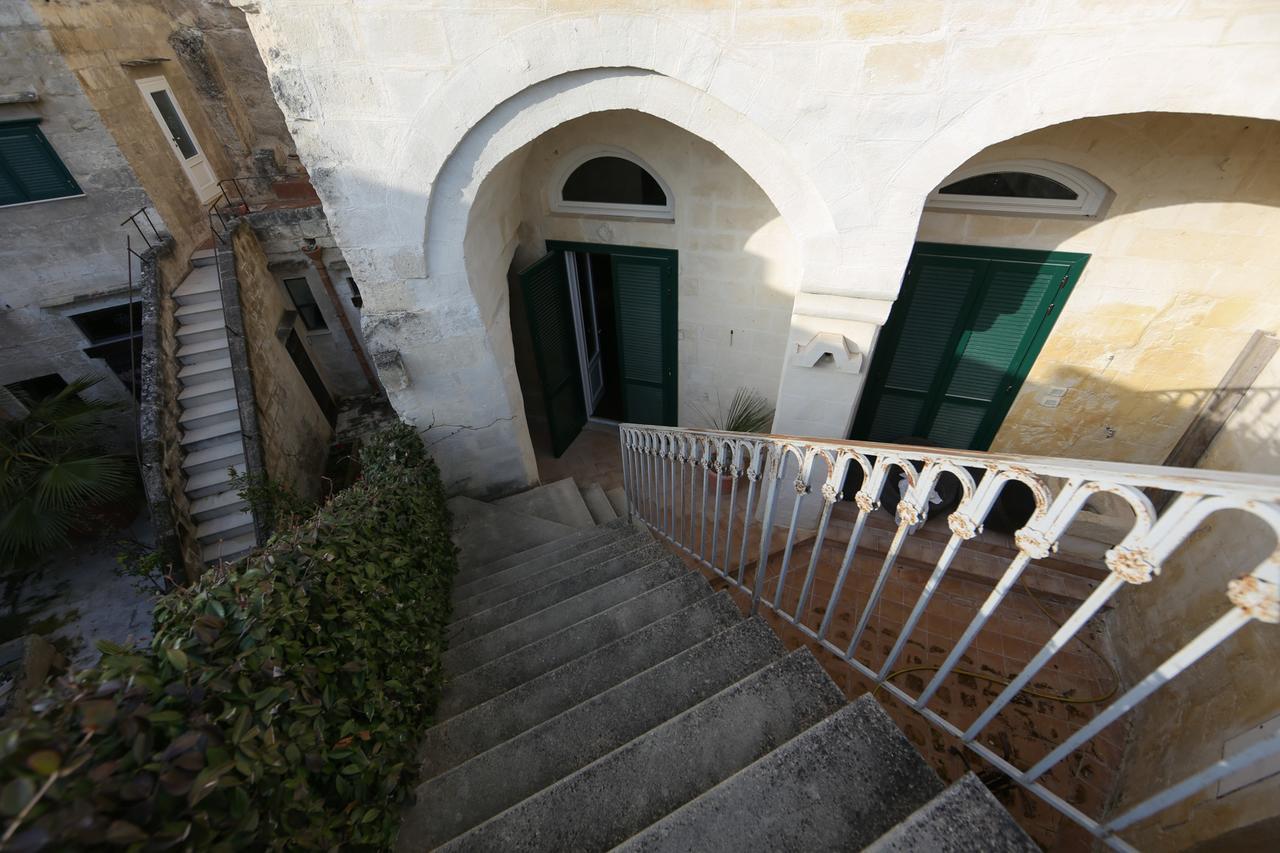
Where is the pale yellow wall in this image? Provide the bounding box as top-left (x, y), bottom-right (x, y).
top-left (915, 113), bottom-right (1280, 467)
top-left (515, 110), bottom-right (801, 427)
top-left (1107, 353), bottom-right (1280, 850)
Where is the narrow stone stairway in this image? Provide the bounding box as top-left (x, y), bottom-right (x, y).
top-left (172, 251), bottom-right (255, 564)
top-left (398, 477), bottom-right (1037, 851)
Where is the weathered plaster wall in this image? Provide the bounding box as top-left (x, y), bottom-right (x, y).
top-left (0, 1), bottom-right (158, 418)
top-left (230, 225), bottom-right (333, 500)
top-left (229, 0), bottom-right (1280, 496)
top-left (915, 113), bottom-right (1280, 466)
top-left (513, 110), bottom-right (800, 428)
top-left (1104, 355), bottom-right (1280, 849)
top-left (246, 206), bottom-right (372, 398)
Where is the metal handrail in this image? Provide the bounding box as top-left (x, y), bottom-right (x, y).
top-left (618, 423), bottom-right (1280, 851)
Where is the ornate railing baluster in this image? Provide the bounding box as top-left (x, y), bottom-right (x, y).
top-left (615, 422), bottom-right (1280, 851)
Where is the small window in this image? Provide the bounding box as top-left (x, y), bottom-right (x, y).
top-left (347, 277), bottom-right (362, 309)
top-left (925, 160), bottom-right (1109, 218)
top-left (283, 276), bottom-right (327, 331)
top-left (69, 302), bottom-right (144, 400)
top-left (0, 120), bottom-right (83, 207)
top-left (552, 147), bottom-right (673, 220)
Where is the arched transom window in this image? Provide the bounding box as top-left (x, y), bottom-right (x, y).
top-left (552, 146), bottom-right (673, 220)
top-left (926, 159), bottom-right (1110, 218)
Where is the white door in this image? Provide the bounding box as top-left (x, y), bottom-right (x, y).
top-left (564, 251), bottom-right (605, 413)
top-left (136, 76), bottom-right (220, 202)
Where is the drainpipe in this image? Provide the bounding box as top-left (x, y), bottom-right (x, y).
top-left (300, 240), bottom-right (380, 392)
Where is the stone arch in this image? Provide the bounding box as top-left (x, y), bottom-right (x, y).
top-left (424, 68), bottom-right (835, 289)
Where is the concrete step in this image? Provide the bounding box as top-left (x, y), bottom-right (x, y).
top-left (178, 396), bottom-right (239, 430)
top-left (177, 376), bottom-right (237, 408)
top-left (191, 488), bottom-right (249, 522)
top-left (453, 530), bottom-right (650, 619)
top-left (606, 486), bottom-right (628, 519)
top-left (175, 317), bottom-right (228, 345)
top-left (176, 335), bottom-right (230, 366)
top-left (617, 696), bottom-right (945, 852)
top-left (450, 540), bottom-right (666, 634)
top-left (172, 266), bottom-right (222, 306)
top-left (177, 355), bottom-right (233, 384)
top-left (434, 649), bottom-right (846, 853)
top-left (190, 248), bottom-right (217, 268)
top-left (453, 521), bottom-right (638, 595)
top-left (405, 619), bottom-right (785, 848)
top-left (174, 301), bottom-right (224, 327)
top-left (580, 482), bottom-right (617, 524)
top-left (437, 573), bottom-right (712, 720)
top-left (443, 557), bottom-right (688, 677)
top-left (182, 439), bottom-right (244, 475)
top-left (864, 773), bottom-right (1039, 853)
top-left (180, 417), bottom-right (242, 453)
top-left (448, 495), bottom-right (578, 568)
top-left (200, 532), bottom-right (255, 565)
top-left (195, 507), bottom-right (254, 542)
top-left (185, 463), bottom-right (246, 500)
top-left (494, 477), bottom-right (595, 529)
top-left (420, 592), bottom-right (743, 779)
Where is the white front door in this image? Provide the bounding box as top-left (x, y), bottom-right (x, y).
top-left (136, 76), bottom-right (219, 202)
top-left (564, 251), bottom-right (605, 414)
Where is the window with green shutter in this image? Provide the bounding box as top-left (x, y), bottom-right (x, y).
top-left (851, 242), bottom-right (1089, 451)
top-left (0, 120), bottom-right (82, 206)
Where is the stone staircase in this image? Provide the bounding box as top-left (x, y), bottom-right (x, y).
top-left (172, 252), bottom-right (256, 564)
top-left (396, 477), bottom-right (1038, 851)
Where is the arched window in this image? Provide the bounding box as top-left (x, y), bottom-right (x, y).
top-left (551, 147), bottom-right (673, 220)
top-left (925, 160), bottom-right (1110, 217)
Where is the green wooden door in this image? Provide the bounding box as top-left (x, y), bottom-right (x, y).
top-left (852, 242), bottom-right (1088, 450)
top-left (611, 251), bottom-right (678, 426)
top-left (520, 252), bottom-right (586, 457)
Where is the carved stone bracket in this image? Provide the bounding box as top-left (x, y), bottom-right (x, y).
top-left (792, 332), bottom-right (864, 374)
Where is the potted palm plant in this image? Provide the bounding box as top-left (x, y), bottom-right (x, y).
top-left (696, 387), bottom-right (774, 489)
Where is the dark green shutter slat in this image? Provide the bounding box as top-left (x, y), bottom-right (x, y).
top-left (520, 252), bottom-right (585, 457)
top-left (612, 253), bottom-right (676, 426)
top-left (853, 243), bottom-right (1087, 451)
top-left (0, 123), bottom-right (81, 204)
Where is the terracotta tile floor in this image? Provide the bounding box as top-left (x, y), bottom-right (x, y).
top-left (543, 435), bottom-right (1124, 850)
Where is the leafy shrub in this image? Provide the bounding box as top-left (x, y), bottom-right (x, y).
top-left (0, 422), bottom-right (455, 850)
top-left (229, 469), bottom-right (318, 538)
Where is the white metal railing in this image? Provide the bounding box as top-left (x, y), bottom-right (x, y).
top-left (617, 423), bottom-right (1280, 851)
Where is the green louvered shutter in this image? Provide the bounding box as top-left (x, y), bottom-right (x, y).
top-left (520, 252), bottom-right (586, 457)
top-left (612, 252), bottom-right (677, 425)
top-left (852, 243), bottom-right (1087, 451)
top-left (0, 121), bottom-right (82, 205)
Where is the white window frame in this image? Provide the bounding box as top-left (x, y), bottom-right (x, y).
top-left (925, 159), bottom-right (1111, 218)
top-left (550, 145), bottom-right (674, 221)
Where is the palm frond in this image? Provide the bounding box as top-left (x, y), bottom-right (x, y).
top-left (34, 454), bottom-right (131, 510)
top-left (695, 387), bottom-right (775, 433)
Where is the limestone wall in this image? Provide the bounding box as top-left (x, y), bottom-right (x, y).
top-left (514, 110), bottom-right (800, 428)
top-left (230, 224), bottom-right (333, 500)
top-left (0, 1), bottom-right (158, 420)
top-left (916, 113), bottom-right (1280, 467)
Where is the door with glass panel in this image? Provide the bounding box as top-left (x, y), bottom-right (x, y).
top-left (564, 251), bottom-right (605, 413)
top-left (136, 76), bottom-right (219, 202)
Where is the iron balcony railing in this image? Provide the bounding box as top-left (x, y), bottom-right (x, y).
top-left (617, 423), bottom-right (1280, 851)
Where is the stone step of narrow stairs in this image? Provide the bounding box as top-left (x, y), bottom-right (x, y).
top-left (399, 483), bottom-right (1037, 851)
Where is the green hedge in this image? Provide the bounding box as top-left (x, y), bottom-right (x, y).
top-left (0, 422), bottom-right (455, 850)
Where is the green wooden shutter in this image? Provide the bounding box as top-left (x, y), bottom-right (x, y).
top-left (612, 252), bottom-right (677, 426)
top-left (520, 252), bottom-right (586, 457)
top-left (925, 259), bottom-right (1072, 449)
top-left (853, 243), bottom-right (1087, 451)
top-left (0, 121), bottom-right (82, 205)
